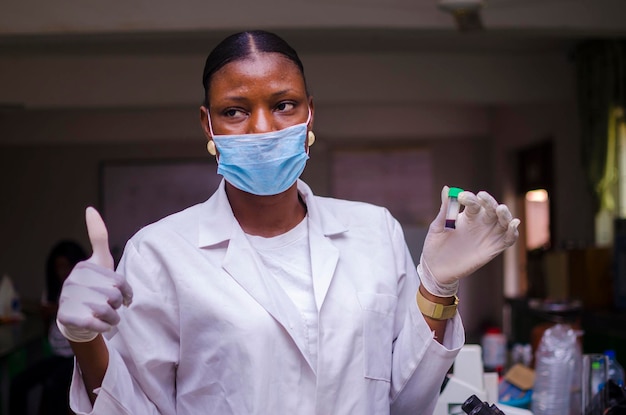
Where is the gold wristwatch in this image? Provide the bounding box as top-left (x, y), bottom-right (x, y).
top-left (416, 289), bottom-right (459, 320)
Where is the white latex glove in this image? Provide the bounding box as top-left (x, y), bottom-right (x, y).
top-left (418, 186), bottom-right (520, 297)
top-left (57, 207), bottom-right (133, 342)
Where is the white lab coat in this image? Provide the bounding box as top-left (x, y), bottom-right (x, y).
top-left (70, 179), bottom-right (464, 415)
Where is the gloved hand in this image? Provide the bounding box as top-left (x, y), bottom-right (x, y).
top-left (418, 186), bottom-right (520, 297)
top-left (57, 207), bottom-right (133, 343)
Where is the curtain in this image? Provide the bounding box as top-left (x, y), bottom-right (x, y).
top-left (575, 40), bottom-right (626, 215)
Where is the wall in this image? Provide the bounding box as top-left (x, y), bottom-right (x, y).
top-left (0, 140), bottom-right (202, 301)
top-left (0, 51), bottom-right (574, 112)
top-left (492, 103), bottom-right (595, 248)
top-left (0, 43), bottom-right (588, 338)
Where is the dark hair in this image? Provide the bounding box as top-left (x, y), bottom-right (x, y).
top-left (45, 240), bottom-right (87, 303)
top-left (202, 30), bottom-right (308, 107)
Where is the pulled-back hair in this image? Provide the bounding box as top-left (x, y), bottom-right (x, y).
top-left (202, 30), bottom-right (308, 106)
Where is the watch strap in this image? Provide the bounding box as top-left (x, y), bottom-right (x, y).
top-left (416, 289), bottom-right (459, 320)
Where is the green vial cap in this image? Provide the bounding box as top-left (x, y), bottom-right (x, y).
top-left (448, 187), bottom-right (463, 198)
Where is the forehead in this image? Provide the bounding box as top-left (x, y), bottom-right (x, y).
top-left (209, 52), bottom-right (306, 99)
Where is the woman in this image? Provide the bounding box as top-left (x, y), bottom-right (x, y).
top-left (57, 30), bottom-right (520, 415)
top-left (10, 240), bottom-right (87, 415)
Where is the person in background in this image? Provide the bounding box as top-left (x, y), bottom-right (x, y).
top-left (10, 240), bottom-right (87, 415)
top-left (56, 30), bottom-right (520, 415)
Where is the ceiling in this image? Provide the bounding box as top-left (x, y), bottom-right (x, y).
top-left (0, 0), bottom-right (625, 55)
top-left (0, 0), bottom-right (623, 118)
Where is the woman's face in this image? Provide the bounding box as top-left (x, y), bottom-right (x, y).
top-left (203, 52), bottom-right (313, 137)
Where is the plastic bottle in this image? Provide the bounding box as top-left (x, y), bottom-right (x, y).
top-left (605, 349), bottom-right (625, 387)
top-left (11, 291), bottom-right (21, 316)
top-left (582, 353), bottom-right (609, 415)
top-left (591, 358), bottom-right (606, 394)
top-left (570, 332), bottom-right (583, 415)
top-left (531, 324), bottom-right (578, 415)
top-left (481, 327), bottom-right (507, 374)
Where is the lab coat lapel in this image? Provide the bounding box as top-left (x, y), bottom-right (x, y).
top-left (222, 227), bottom-right (315, 372)
top-left (309, 223), bottom-right (339, 312)
top-left (200, 179), bottom-right (346, 372)
top-left (296, 180), bottom-right (345, 312)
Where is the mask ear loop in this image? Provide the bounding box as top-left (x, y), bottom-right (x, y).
top-left (206, 108), bottom-right (216, 137)
top-left (206, 109), bottom-right (219, 162)
top-left (305, 107), bottom-right (313, 156)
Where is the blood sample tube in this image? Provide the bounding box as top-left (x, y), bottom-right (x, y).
top-left (445, 187), bottom-right (463, 229)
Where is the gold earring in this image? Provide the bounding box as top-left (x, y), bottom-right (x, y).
top-left (307, 131), bottom-right (316, 147)
top-left (207, 140), bottom-right (216, 156)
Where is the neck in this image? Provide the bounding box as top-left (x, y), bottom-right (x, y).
top-left (225, 182), bottom-right (307, 237)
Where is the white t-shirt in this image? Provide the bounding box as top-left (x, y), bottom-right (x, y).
top-left (246, 217), bottom-right (319, 369)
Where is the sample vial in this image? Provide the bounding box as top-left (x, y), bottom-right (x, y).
top-left (445, 187), bottom-right (463, 229)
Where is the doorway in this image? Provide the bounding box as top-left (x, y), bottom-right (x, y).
top-left (516, 139), bottom-right (554, 298)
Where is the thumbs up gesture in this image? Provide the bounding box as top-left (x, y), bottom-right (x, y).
top-left (57, 207), bottom-right (133, 343)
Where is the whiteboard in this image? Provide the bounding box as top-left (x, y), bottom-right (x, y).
top-left (332, 147), bottom-right (434, 225)
top-left (101, 159), bottom-right (221, 264)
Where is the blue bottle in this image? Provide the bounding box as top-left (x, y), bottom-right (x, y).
top-left (605, 350), bottom-right (625, 387)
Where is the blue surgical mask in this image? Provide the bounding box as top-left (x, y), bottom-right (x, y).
top-left (208, 110), bottom-right (311, 196)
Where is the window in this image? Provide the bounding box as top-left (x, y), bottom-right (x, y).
top-left (618, 110), bottom-right (626, 217)
top-left (525, 189), bottom-right (550, 250)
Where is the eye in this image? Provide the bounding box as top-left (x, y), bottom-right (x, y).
top-left (275, 102), bottom-right (296, 112)
top-left (223, 108), bottom-right (247, 118)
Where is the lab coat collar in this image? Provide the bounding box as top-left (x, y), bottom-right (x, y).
top-left (197, 179), bottom-right (348, 248)
top-left (196, 179), bottom-right (347, 372)
top-left (296, 180), bottom-right (348, 237)
top-left (197, 179), bottom-right (237, 248)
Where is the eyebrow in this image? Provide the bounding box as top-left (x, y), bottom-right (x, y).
top-left (220, 88), bottom-right (300, 103)
top-left (269, 89), bottom-right (296, 98)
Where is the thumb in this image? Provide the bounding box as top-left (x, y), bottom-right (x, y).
top-left (428, 186), bottom-right (450, 233)
top-left (85, 206), bottom-right (115, 270)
